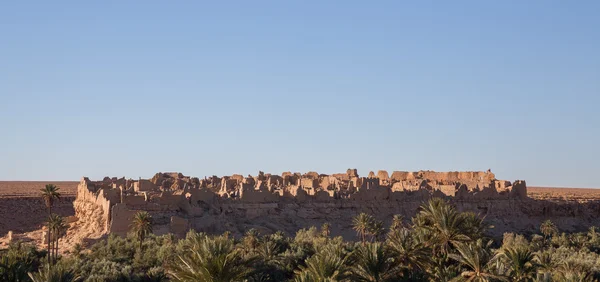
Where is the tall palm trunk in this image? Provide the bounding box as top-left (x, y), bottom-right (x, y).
top-left (46, 201), bottom-right (52, 262)
top-left (55, 233), bottom-right (59, 262)
top-left (53, 231), bottom-right (57, 262)
top-left (47, 214), bottom-right (51, 263)
top-left (47, 230), bottom-right (51, 262)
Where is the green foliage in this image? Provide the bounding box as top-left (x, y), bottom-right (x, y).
top-left (40, 184), bottom-right (61, 211)
top-left (353, 213), bottom-right (375, 244)
top-left (413, 198), bottom-right (479, 255)
top-left (386, 228), bottom-right (429, 276)
top-left (294, 242), bottom-right (351, 281)
top-left (0, 242), bottom-right (45, 282)
top-left (389, 215), bottom-right (404, 232)
top-left (349, 242), bottom-right (401, 281)
top-left (167, 235), bottom-right (251, 282)
top-left (28, 262), bottom-right (79, 282)
top-left (541, 220), bottom-right (559, 240)
top-left (47, 214), bottom-right (66, 262)
top-left (70, 233), bottom-right (174, 282)
top-left (497, 246), bottom-right (537, 281)
top-left (131, 211), bottom-right (153, 250)
top-left (6, 198), bottom-right (600, 281)
top-left (449, 239), bottom-right (506, 282)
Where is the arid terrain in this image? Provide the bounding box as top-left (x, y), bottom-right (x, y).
top-left (0, 181), bottom-right (78, 241)
top-left (528, 186), bottom-right (600, 202)
top-left (1, 179), bottom-right (599, 253)
top-left (0, 181), bottom-right (78, 198)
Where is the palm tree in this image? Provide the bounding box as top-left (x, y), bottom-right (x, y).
top-left (386, 228), bottom-right (430, 276)
top-left (587, 226), bottom-right (598, 241)
top-left (292, 270), bottom-right (313, 282)
top-left (460, 212), bottom-right (488, 241)
top-left (168, 235), bottom-right (250, 282)
top-left (321, 223), bottom-right (331, 238)
top-left (369, 220), bottom-right (385, 242)
top-left (242, 228), bottom-right (260, 253)
top-left (533, 250), bottom-right (555, 282)
top-left (416, 199), bottom-right (471, 254)
top-left (145, 267), bottom-right (169, 282)
top-left (0, 256), bottom-right (31, 282)
top-left (554, 260), bottom-right (594, 282)
top-left (353, 213), bottom-right (374, 244)
top-left (28, 263), bottom-right (79, 282)
top-left (350, 242), bottom-right (401, 282)
top-left (41, 184), bottom-right (61, 215)
top-left (131, 211), bottom-right (153, 250)
top-left (294, 243), bottom-right (351, 281)
top-left (497, 246), bottom-right (537, 281)
top-left (389, 215), bottom-right (404, 232)
top-left (0, 242), bottom-right (37, 282)
top-left (251, 239), bottom-right (288, 281)
top-left (449, 239), bottom-right (507, 282)
top-left (41, 184), bottom-right (61, 261)
top-left (47, 214), bottom-right (66, 263)
top-left (539, 220), bottom-right (557, 241)
top-left (427, 254), bottom-right (458, 282)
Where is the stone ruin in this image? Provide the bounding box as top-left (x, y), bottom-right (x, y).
top-left (72, 169), bottom-right (553, 239)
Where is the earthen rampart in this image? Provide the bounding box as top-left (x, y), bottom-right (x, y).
top-left (72, 169), bottom-right (598, 239)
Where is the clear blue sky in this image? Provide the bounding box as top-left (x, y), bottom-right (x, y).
top-left (1, 1), bottom-right (599, 187)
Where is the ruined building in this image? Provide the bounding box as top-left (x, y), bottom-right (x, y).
top-left (73, 169), bottom-right (598, 239)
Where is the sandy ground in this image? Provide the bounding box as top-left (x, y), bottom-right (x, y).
top-left (528, 186), bottom-right (600, 201)
top-left (0, 181), bottom-right (79, 249)
top-left (0, 181), bottom-right (79, 233)
top-left (0, 181), bottom-right (78, 198)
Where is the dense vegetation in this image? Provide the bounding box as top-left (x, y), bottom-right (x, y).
top-left (1, 196), bottom-right (600, 281)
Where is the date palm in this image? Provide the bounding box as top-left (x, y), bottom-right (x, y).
top-left (47, 214), bottom-right (66, 263)
top-left (321, 223), bottom-right (331, 238)
top-left (293, 271), bottom-right (312, 282)
top-left (294, 243), bottom-right (351, 281)
top-left (41, 184), bottom-right (61, 261)
top-left (449, 239), bottom-right (507, 282)
top-left (28, 263), bottom-right (79, 282)
top-left (587, 226), bottom-right (598, 241)
top-left (554, 260), bottom-right (594, 282)
top-left (0, 256), bottom-right (31, 282)
top-left (0, 243), bottom-right (37, 282)
top-left (389, 215), bottom-right (404, 232)
top-left (243, 228), bottom-right (260, 253)
top-left (460, 212), bottom-right (488, 241)
top-left (168, 235), bottom-right (250, 282)
top-left (131, 211), bottom-right (153, 250)
top-left (350, 242), bottom-right (401, 282)
top-left (539, 220), bottom-right (557, 240)
top-left (533, 250), bottom-right (555, 282)
top-left (386, 228), bottom-right (430, 275)
top-left (353, 213), bottom-right (374, 245)
top-left (369, 220), bottom-right (385, 242)
top-left (417, 198), bottom-right (471, 254)
top-left (41, 184), bottom-right (61, 215)
top-left (497, 246), bottom-right (537, 282)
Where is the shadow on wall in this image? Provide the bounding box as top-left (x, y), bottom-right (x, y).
top-left (0, 197), bottom-right (75, 236)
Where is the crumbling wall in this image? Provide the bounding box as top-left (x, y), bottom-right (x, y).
top-left (74, 169), bottom-right (531, 239)
top-left (74, 178), bottom-right (113, 233)
top-left (134, 180), bottom-right (157, 192)
top-left (109, 203), bottom-right (136, 236)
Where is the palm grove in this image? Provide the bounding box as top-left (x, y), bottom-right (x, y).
top-left (1, 185), bottom-right (599, 281)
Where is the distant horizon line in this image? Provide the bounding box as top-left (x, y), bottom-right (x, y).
top-left (0, 179), bottom-right (598, 190)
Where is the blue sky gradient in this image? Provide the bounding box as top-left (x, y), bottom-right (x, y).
top-left (1, 1), bottom-right (599, 187)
